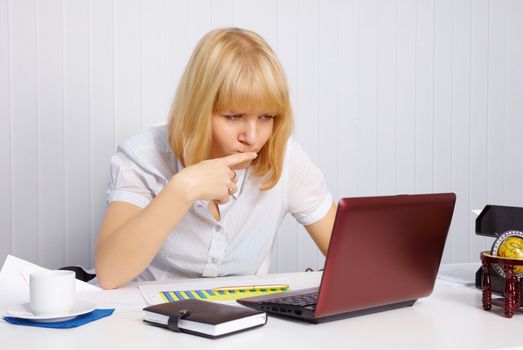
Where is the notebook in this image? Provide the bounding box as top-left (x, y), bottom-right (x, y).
top-left (237, 193), bottom-right (456, 323)
top-left (143, 299), bottom-right (267, 338)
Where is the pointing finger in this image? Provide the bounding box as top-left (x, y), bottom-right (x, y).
top-left (221, 152), bottom-right (257, 167)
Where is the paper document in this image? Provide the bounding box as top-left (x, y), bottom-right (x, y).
top-left (437, 263), bottom-right (479, 286)
top-left (0, 255), bottom-right (101, 312)
top-left (0, 255), bottom-right (99, 291)
top-left (139, 275), bottom-right (292, 305)
top-left (0, 255), bottom-right (152, 313)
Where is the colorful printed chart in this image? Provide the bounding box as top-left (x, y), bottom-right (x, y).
top-left (159, 287), bottom-right (289, 302)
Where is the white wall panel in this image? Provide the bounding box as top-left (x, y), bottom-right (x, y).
top-left (37, 0), bottom-right (65, 268)
top-left (486, 0), bottom-right (506, 206)
top-left (297, 0), bottom-right (320, 272)
top-left (433, 0), bottom-right (453, 262)
top-left (89, 0), bottom-right (115, 266)
top-left (395, 0), bottom-right (416, 194)
top-left (338, 0), bottom-right (359, 199)
top-left (63, 0), bottom-right (91, 267)
top-left (317, 0), bottom-right (339, 268)
top-left (504, 0), bottom-right (523, 206)
top-left (468, 0), bottom-right (490, 261)
top-left (211, 0), bottom-right (234, 28)
top-left (376, 0), bottom-right (398, 196)
top-left (141, 0), bottom-right (169, 127)
top-left (0, 0), bottom-right (12, 263)
top-left (357, 0), bottom-right (379, 197)
top-left (234, 0), bottom-right (278, 47)
top-left (450, 0), bottom-right (472, 263)
top-left (164, 0), bottom-right (213, 113)
top-left (2, 0), bottom-right (523, 273)
top-left (114, 0), bottom-right (141, 145)
top-left (187, 0), bottom-right (212, 45)
top-left (10, 0), bottom-right (39, 262)
top-left (414, 0), bottom-right (435, 194)
top-left (274, 0), bottom-right (300, 273)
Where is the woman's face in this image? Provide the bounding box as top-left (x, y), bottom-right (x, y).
top-left (209, 107), bottom-right (275, 168)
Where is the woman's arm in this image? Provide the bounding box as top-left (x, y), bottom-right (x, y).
top-left (95, 184), bottom-right (192, 289)
top-left (304, 203), bottom-right (337, 255)
top-left (95, 152), bottom-right (256, 289)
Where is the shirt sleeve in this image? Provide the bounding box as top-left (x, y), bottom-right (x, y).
top-left (105, 146), bottom-right (158, 209)
top-left (286, 140), bottom-right (333, 225)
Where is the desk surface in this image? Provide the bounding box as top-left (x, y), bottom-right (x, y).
top-left (1, 270), bottom-right (522, 350)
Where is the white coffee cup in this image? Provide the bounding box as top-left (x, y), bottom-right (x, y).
top-left (29, 270), bottom-right (75, 315)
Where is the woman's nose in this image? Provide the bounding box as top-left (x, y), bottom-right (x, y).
top-left (239, 121), bottom-right (257, 145)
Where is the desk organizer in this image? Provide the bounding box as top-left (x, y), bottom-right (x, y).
top-left (480, 251), bottom-right (523, 318)
top-left (475, 205), bottom-right (523, 297)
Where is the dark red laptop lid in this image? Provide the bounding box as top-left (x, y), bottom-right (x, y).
top-left (315, 193), bottom-right (456, 317)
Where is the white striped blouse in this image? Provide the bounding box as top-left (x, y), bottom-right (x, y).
top-left (105, 125), bottom-right (333, 282)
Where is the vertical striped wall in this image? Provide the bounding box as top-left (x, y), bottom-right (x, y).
top-left (1, 0), bottom-right (522, 274)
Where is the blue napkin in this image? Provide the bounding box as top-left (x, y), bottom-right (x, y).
top-left (3, 309), bottom-right (114, 328)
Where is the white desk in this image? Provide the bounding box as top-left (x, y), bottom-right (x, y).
top-left (1, 271), bottom-right (522, 350)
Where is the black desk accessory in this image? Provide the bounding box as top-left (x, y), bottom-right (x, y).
top-left (475, 205), bottom-right (523, 298)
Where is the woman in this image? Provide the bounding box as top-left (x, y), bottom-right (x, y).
top-left (95, 27), bottom-right (336, 289)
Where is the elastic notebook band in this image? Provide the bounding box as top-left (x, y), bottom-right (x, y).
top-left (166, 309), bottom-right (191, 332)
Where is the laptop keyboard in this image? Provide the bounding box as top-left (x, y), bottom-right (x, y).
top-left (268, 292), bottom-right (318, 308)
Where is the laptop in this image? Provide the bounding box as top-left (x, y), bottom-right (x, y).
top-left (237, 193), bottom-right (456, 323)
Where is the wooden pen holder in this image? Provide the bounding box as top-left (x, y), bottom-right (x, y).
top-left (480, 251), bottom-right (523, 318)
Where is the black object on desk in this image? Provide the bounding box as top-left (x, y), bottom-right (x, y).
top-left (59, 266), bottom-right (96, 282)
top-left (474, 205), bottom-right (523, 295)
top-left (143, 300), bottom-right (267, 339)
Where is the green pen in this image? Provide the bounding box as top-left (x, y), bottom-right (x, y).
top-left (212, 283), bottom-right (289, 292)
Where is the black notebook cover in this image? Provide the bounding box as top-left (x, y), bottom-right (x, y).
top-left (143, 299), bottom-right (267, 339)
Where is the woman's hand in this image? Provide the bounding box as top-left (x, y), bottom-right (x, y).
top-left (167, 152), bottom-right (257, 204)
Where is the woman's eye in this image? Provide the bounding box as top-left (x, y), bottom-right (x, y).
top-left (225, 114), bottom-right (242, 120)
top-left (259, 114), bottom-right (275, 121)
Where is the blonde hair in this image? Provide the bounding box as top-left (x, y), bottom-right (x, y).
top-left (167, 27), bottom-right (293, 190)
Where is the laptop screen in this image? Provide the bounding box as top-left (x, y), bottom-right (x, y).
top-left (315, 193), bottom-right (456, 317)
